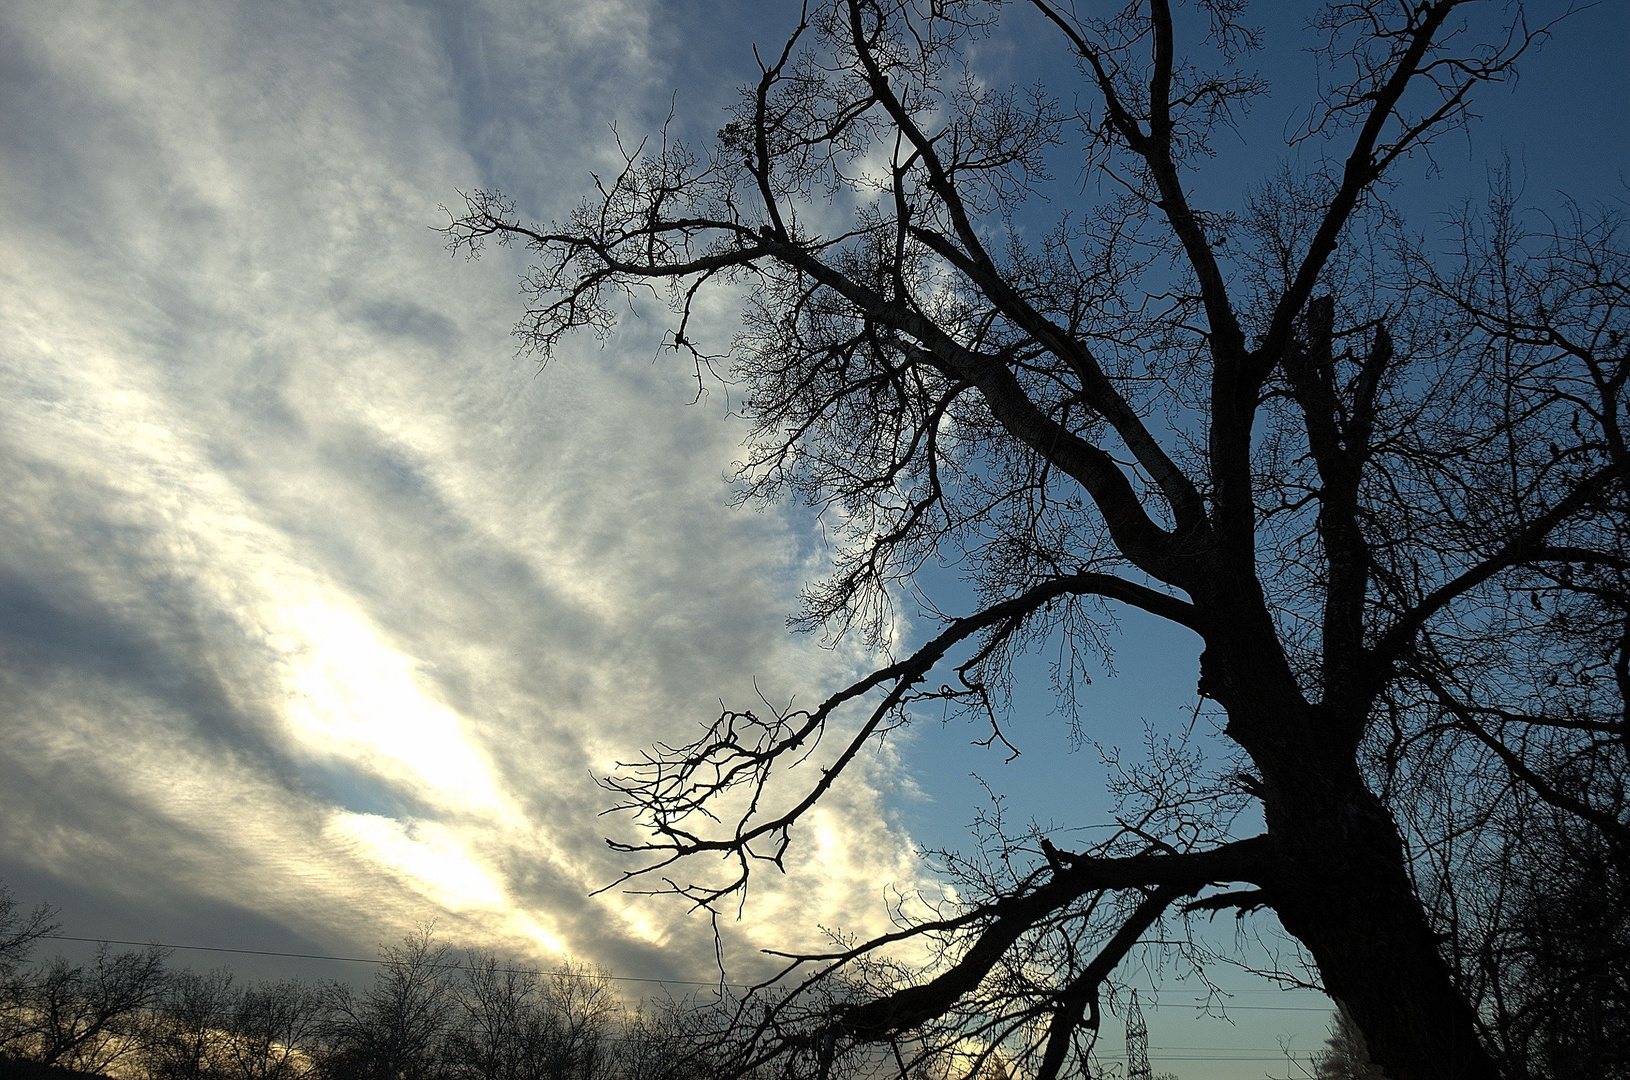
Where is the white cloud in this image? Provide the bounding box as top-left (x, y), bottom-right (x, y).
top-left (0, 0), bottom-right (933, 984)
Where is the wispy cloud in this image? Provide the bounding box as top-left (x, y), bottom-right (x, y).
top-left (0, 0), bottom-right (929, 984)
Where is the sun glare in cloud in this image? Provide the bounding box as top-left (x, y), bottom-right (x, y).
top-left (274, 597), bottom-right (513, 819)
top-left (330, 814), bottom-right (506, 914)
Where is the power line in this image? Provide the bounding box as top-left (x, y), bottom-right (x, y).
top-left (1162, 1003), bottom-right (1329, 1012)
top-left (1149, 1046), bottom-right (1317, 1052)
top-left (39, 934), bottom-right (1335, 1010)
top-left (42, 935), bottom-right (736, 989)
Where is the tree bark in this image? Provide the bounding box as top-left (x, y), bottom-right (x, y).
top-left (1201, 608), bottom-right (1500, 1080)
top-left (1266, 768), bottom-right (1500, 1080)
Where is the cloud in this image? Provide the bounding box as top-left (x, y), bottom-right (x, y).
top-left (0, 0), bottom-right (931, 985)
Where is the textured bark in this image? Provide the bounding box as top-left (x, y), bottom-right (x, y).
top-left (1267, 772), bottom-right (1500, 1080)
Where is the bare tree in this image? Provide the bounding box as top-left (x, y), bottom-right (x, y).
top-left (532, 961), bottom-right (620, 1080)
top-left (220, 979), bottom-right (326, 1080)
top-left (613, 993), bottom-right (762, 1080)
top-left (318, 928), bottom-right (453, 1080)
top-left (2, 944), bottom-right (169, 1071)
top-left (444, 2), bottom-right (1626, 1079)
top-left (440, 952), bottom-right (544, 1080)
top-left (1448, 764), bottom-right (1629, 1078)
top-left (440, 952), bottom-right (622, 1080)
top-left (0, 882), bottom-right (59, 1056)
top-left (139, 967), bottom-right (238, 1080)
top-left (0, 884), bottom-right (57, 981)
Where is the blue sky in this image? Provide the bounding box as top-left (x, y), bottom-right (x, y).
top-left (1, 2), bottom-right (1625, 1076)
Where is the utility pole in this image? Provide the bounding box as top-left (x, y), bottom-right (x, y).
top-left (1126, 989), bottom-right (1152, 1080)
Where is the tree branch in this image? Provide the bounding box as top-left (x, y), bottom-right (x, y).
top-left (604, 571), bottom-right (1204, 906)
top-left (1372, 466), bottom-right (1620, 665)
top-left (836, 836), bottom-right (1272, 1040)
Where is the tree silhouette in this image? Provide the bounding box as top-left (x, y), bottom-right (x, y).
top-left (0, 884), bottom-right (57, 981)
top-left (318, 928), bottom-right (452, 1080)
top-left (0, 895), bottom-right (797, 1080)
top-left (1457, 776), bottom-right (1629, 1078)
top-left (445, 2), bottom-right (1628, 1078)
top-left (440, 952), bottom-right (623, 1080)
top-left (1317, 1007), bottom-right (1386, 1080)
top-left (220, 978), bottom-right (326, 1080)
top-left (3, 944), bottom-right (168, 1072)
top-left (139, 968), bottom-right (237, 1080)
top-left (0, 881), bottom-right (59, 1057)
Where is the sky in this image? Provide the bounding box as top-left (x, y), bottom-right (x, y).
top-left (0, 1), bottom-right (1625, 1077)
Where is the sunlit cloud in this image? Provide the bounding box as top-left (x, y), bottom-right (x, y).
top-left (327, 813), bottom-right (515, 918)
top-left (0, 0), bottom-right (931, 984)
top-left (279, 599), bottom-right (513, 818)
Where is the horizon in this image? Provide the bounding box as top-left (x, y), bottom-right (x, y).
top-left (2, 2), bottom-right (1625, 1077)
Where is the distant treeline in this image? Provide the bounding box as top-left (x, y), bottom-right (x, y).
top-left (6, 882), bottom-right (1395, 1080)
top-left (0, 882), bottom-right (741, 1080)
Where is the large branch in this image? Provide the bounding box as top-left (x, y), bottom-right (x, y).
top-left (1027, 0), bottom-right (1259, 555)
top-left (1027, 0), bottom-right (1245, 369)
top-left (1035, 885), bottom-right (1182, 1080)
top-left (1282, 301), bottom-right (1390, 711)
top-left (835, 836), bottom-right (1273, 1040)
top-left (759, 233), bottom-right (1210, 585)
top-left (905, 223), bottom-right (1210, 534)
top-left (1255, 1), bottom-right (1462, 381)
top-left (845, 1), bottom-right (1208, 535)
top-left (1029, 0), bottom-right (1264, 567)
top-left (1142, 0), bottom-right (1247, 364)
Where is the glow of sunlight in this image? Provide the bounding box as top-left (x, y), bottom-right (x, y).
top-left (329, 812), bottom-right (527, 924)
top-left (501, 910), bottom-right (570, 958)
top-left (274, 597), bottom-right (510, 817)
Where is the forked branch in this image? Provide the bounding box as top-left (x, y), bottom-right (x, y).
top-left (602, 571), bottom-right (1202, 908)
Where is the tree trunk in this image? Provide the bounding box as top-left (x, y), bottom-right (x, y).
top-left (1202, 620), bottom-right (1501, 1080)
top-left (1263, 763), bottom-right (1501, 1080)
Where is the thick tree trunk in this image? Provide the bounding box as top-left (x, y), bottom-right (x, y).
top-left (1262, 759), bottom-right (1501, 1080)
top-left (1200, 612), bottom-right (1501, 1080)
